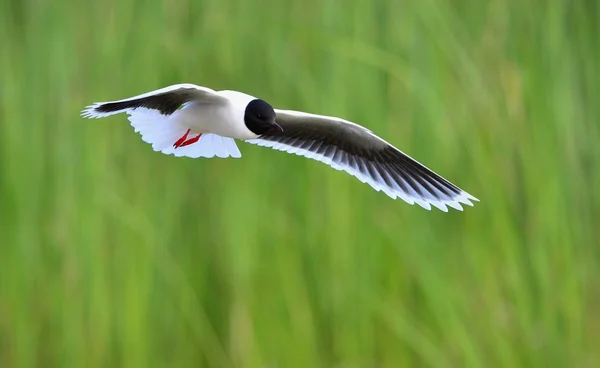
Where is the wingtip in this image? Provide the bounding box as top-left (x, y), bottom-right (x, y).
top-left (432, 190), bottom-right (479, 212)
top-left (80, 103), bottom-right (104, 119)
top-left (80, 102), bottom-right (128, 119)
top-left (463, 191), bottom-right (480, 202)
top-left (456, 196), bottom-right (474, 207)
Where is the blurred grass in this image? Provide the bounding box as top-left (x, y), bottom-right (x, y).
top-left (1, 0), bottom-right (599, 366)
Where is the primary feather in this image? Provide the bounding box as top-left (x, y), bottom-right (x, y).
top-left (245, 109), bottom-right (478, 212)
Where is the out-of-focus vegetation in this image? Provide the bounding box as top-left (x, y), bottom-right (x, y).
top-left (1, 0), bottom-right (599, 366)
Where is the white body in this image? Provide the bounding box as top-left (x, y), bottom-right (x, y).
top-left (174, 90), bottom-right (258, 140)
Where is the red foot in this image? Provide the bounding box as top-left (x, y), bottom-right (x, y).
top-left (179, 133), bottom-right (202, 147)
top-left (173, 129), bottom-right (202, 148)
top-left (173, 129), bottom-right (191, 148)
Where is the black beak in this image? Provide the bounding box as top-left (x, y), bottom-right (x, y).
top-left (269, 122), bottom-right (284, 133)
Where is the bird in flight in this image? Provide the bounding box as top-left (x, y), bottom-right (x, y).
top-left (81, 83), bottom-right (478, 212)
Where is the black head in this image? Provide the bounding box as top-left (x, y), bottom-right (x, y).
top-left (244, 99), bottom-right (283, 135)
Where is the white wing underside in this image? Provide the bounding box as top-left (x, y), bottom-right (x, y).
top-left (129, 108), bottom-right (241, 158)
top-left (80, 85), bottom-right (242, 159)
top-left (87, 105), bottom-right (241, 158)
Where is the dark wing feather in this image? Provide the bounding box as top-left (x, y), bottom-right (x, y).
top-left (94, 89), bottom-right (199, 115)
top-left (245, 109), bottom-right (478, 212)
top-left (81, 83), bottom-right (226, 118)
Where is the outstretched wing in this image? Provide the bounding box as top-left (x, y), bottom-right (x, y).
top-left (81, 84), bottom-right (241, 159)
top-left (81, 83), bottom-right (227, 118)
top-left (245, 109), bottom-right (478, 212)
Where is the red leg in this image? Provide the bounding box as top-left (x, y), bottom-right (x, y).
top-left (173, 129), bottom-right (191, 148)
top-left (179, 134), bottom-right (202, 147)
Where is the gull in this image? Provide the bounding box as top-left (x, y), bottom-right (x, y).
top-left (81, 83), bottom-right (479, 212)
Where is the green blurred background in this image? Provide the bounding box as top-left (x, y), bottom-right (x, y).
top-left (1, 0), bottom-right (599, 366)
